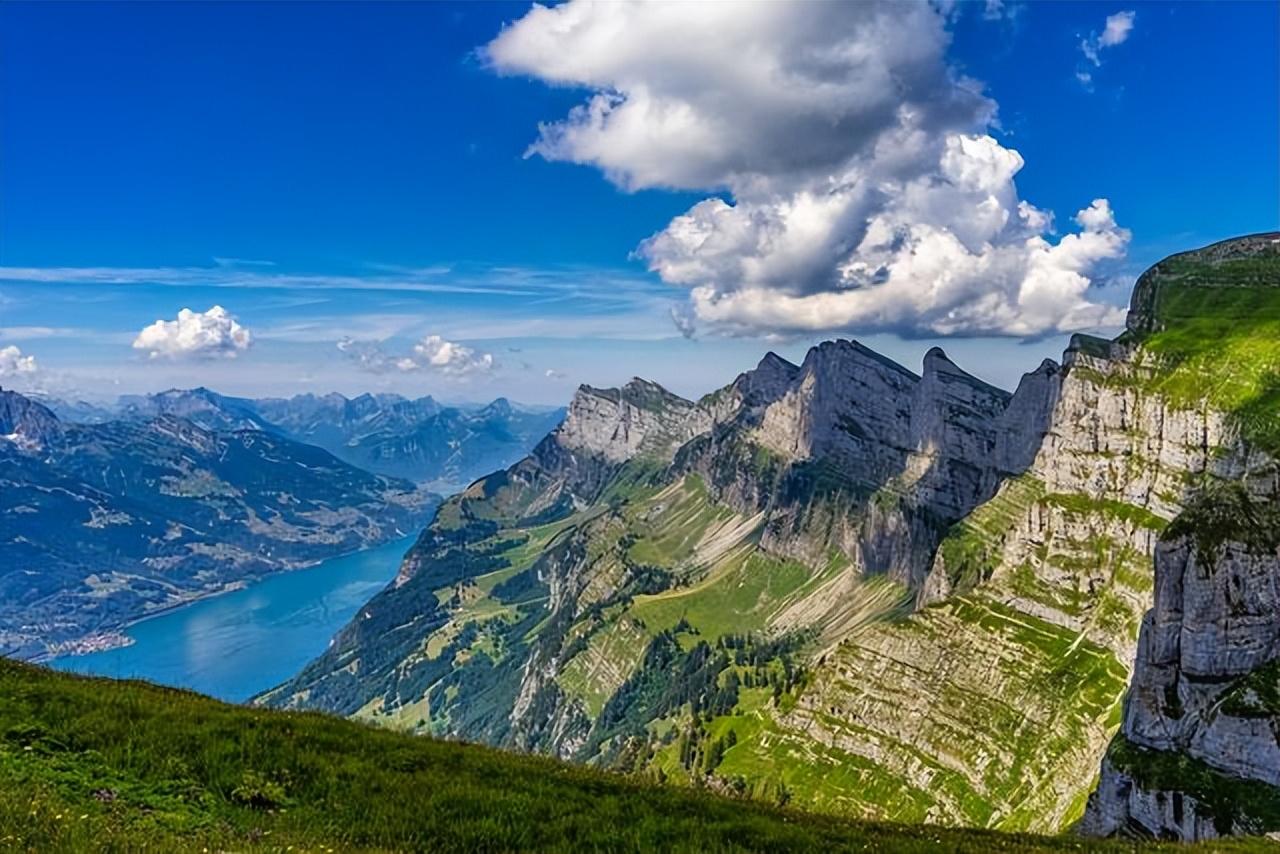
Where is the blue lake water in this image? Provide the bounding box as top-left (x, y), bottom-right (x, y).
top-left (50, 535), bottom-right (414, 703)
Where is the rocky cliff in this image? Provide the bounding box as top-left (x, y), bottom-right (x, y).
top-left (265, 234), bottom-right (1280, 839)
top-left (1080, 234), bottom-right (1280, 840)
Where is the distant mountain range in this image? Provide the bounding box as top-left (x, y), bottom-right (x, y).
top-left (38, 388), bottom-right (566, 489)
top-left (0, 388), bottom-right (440, 660)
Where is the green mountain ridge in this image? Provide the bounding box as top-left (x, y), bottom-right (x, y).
top-left (257, 234), bottom-right (1280, 841)
top-left (1, 657), bottom-right (1269, 853)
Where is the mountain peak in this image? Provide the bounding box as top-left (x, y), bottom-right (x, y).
top-left (0, 387), bottom-right (63, 448)
top-left (480, 397), bottom-right (513, 417)
top-left (922, 346), bottom-right (958, 373)
top-left (921, 346), bottom-right (1009, 400)
top-left (1127, 232), bottom-right (1280, 334)
top-left (556, 378), bottom-right (707, 464)
top-left (803, 338), bottom-right (919, 381)
top-left (756, 351), bottom-right (798, 374)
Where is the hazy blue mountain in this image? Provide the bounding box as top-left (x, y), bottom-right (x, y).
top-left (0, 389), bottom-right (438, 661)
top-left (100, 388), bottom-right (565, 488)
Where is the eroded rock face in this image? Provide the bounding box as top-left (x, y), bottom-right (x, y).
top-left (1082, 512), bottom-right (1280, 840)
top-left (1083, 760), bottom-right (1224, 840)
top-left (682, 339), bottom-right (1040, 585)
top-left (556, 379), bottom-right (711, 464)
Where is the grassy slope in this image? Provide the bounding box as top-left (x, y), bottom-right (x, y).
top-left (331, 466), bottom-right (1153, 831)
top-left (2, 658), bottom-right (1251, 854)
top-left (1133, 251), bottom-right (1280, 456)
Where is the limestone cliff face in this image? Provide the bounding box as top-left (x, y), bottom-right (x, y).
top-left (1081, 487), bottom-right (1280, 839)
top-left (556, 379), bottom-right (711, 465)
top-left (767, 236), bottom-right (1280, 831)
top-left (437, 378), bottom-right (713, 528)
top-left (1079, 233), bottom-right (1280, 840)
top-left (682, 340), bottom-right (1029, 587)
top-left (778, 331), bottom-right (1225, 830)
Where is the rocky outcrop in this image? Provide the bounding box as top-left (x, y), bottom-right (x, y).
top-left (1079, 233), bottom-right (1280, 841)
top-left (682, 340), bottom-right (1035, 585)
top-left (993, 358), bottom-right (1061, 474)
top-left (555, 379), bottom-right (710, 464)
top-left (1081, 487), bottom-right (1280, 839)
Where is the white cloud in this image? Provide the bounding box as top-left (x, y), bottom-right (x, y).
top-left (0, 345), bottom-right (38, 377)
top-left (409, 335), bottom-right (495, 375)
top-left (338, 334), bottom-right (495, 377)
top-left (487, 1), bottom-right (1129, 338)
top-left (0, 326), bottom-right (82, 341)
top-left (1100, 11), bottom-right (1136, 47)
top-left (1081, 10), bottom-right (1135, 66)
top-left (545, 368), bottom-right (567, 380)
top-left (132, 306), bottom-right (253, 360)
top-left (487, 2), bottom-right (986, 194)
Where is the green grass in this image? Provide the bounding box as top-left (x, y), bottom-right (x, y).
top-left (2, 660), bottom-right (1250, 853)
top-left (1135, 255), bottom-right (1280, 455)
top-left (1221, 657), bottom-right (1280, 719)
top-left (1165, 480), bottom-right (1280, 569)
top-left (1040, 494), bottom-right (1167, 533)
top-left (1107, 736), bottom-right (1280, 837)
top-left (631, 547), bottom-right (818, 639)
top-left (935, 476), bottom-right (1046, 594)
top-left (623, 476), bottom-right (743, 571)
top-left (557, 615), bottom-right (649, 718)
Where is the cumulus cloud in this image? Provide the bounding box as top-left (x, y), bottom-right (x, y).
top-left (486, 1), bottom-right (1129, 338)
top-left (1081, 10), bottom-right (1135, 66)
top-left (0, 344), bottom-right (38, 377)
top-left (409, 335), bottom-right (495, 375)
top-left (338, 335), bottom-right (495, 377)
top-left (132, 306), bottom-right (252, 360)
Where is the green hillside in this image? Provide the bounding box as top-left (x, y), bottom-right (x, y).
top-left (0, 659), bottom-right (1270, 853)
top-left (254, 236), bottom-right (1280, 839)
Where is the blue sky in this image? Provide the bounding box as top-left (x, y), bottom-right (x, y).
top-left (1, 1), bottom-right (1275, 404)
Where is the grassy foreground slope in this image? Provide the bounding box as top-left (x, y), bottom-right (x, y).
top-left (0, 661), bottom-right (1264, 854)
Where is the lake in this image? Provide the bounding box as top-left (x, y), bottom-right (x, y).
top-left (50, 535), bottom-right (415, 703)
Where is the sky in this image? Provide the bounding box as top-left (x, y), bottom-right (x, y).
top-left (1, 0), bottom-right (1276, 405)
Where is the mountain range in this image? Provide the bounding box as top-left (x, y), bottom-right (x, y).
top-left (261, 234), bottom-right (1280, 842)
top-left (40, 389), bottom-right (566, 490)
top-left (0, 392), bottom-right (440, 660)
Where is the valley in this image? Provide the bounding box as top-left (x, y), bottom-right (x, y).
top-left (262, 234), bottom-right (1280, 842)
top-left (50, 535), bottom-right (416, 702)
top-left (0, 387), bottom-right (558, 664)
